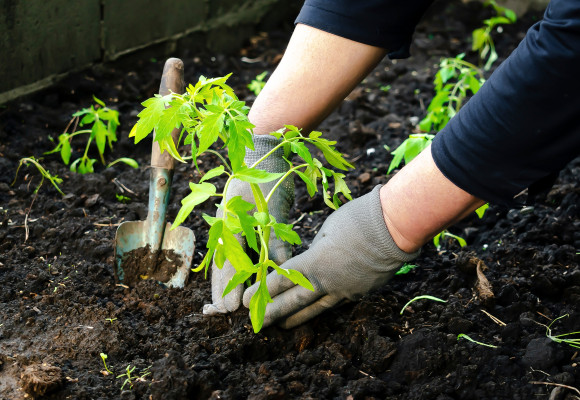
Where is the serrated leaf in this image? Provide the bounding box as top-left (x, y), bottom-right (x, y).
top-left (200, 165), bottom-right (225, 183)
top-left (234, 166), bottom-right (283, 184)
top-left (172, 182), bottom-right (216, 229)
top-left (312, 141), bottom-right (353, 171)
top-left (295, 170), bottom-right (317, 197)
top-left (272, 223), bottom-right (301, 245)
top-left (290, 141), bottom-right (314, 166)
top-left (133, 95), bottom-right (166, 143)
top-left (332, 172), bottom-right (352, 201)
top-left (267, 260), bottom-right (313, 291)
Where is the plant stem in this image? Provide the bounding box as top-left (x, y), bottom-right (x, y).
top-left (265, 163), bottom-right (308, 204)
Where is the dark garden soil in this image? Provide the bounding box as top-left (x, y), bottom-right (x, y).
top-left (1, 1), bottom-right (579, 399)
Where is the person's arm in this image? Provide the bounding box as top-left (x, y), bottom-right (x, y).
top-left (249, 23), bottom-right (387, 135)
top-left (380, 145), bottom-right (485, 253)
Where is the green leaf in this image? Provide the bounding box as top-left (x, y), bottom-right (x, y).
top-left (200, 165), bottom-right (225, 183)
top-left (268, 260), bottom-right (313, 291)
top-left (234, 166), bottom-right (284, 184)
top-left (92, 119), bottom-right (108, 157)
top-left (80, 112), bottom-right (96, 126)
top-left (196, 219), bottom-right (224, 273)
top-left (93, 95), bottom-right (106, 107)
top-left (395, 263), bottom-right (417, 275)
top-left (472, 28), bottom-right (486, 51)
top-left (226, 118), bottom-right (254, 172)
top-left (221, 223), bottom-right (256, 272)
top-left (155, 97), bottom-right (184, 142)
top-left (196, 107), bottom-right (225, 155)
top-left (223, 269), bottom-right (256, 296)
top-left (226, 196), bottom-right (258, 252)
top-left (290, 141), bottom-right (314, 166)
top-left (295, 170), bottom-right (317, 197)
top-left (60, 135), bottom-right (71, 165)
top-left (249, 270), bottom-right (273, 333)
top-left (254, 211), bottom-right (270, 226)
top-left (475, 203), bottom-right (489, 219)
top-left (332, 172), bottom-right (352, 201)
top-left (272, 223), bottom-right (301, 245)
top-left (504, 9), bottom-right (517, 23)
top-left (107, 157), bottom-right (139, 169)
top-left (312, 141), bottom-right (354, 171)
top-left (131, 96), bottom-right (167, 143)
top-left (172, 182), bottom-right (216, 229)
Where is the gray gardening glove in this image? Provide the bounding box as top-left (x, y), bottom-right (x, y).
top-left (203, 135), bottom-right (294, 315)
top-left (243, 185), bottom-right (419, 329)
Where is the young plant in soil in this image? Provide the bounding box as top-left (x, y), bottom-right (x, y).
top-left (13, 156), bottom-right (64, 196)
top-left (46, 95), bottom-right (138, 173)
top-left (472, 0), bottom-right (517, 70)
top-left (131, 74), bottom-right (354, 332)
top-left (247, 71), bottom-right (268, 96)
top-left (400, 295), bottom-right (447, 315)
top-left (457, 333), bottom-right (498, 348)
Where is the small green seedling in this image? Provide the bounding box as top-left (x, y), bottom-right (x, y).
top-left (379, 85), bottom-right (391, 92)
top-left (400, 295), bottom-right (447, 315)
top-left (419, 54), bottom-right (484, 133)
top-left (46, 96), bottom-right (138, 174)
top-left (247, 71), bottom-right (268, 96)
top-left (115, 194), bottom-right (131, 203)
top-left (395, 263), bottom-right (417, 276)
top-left (457, 333), bottom-right (498, 348)
top-left (13, 157), bottom-right (64, 195)
top-left (472, 0), bottom-right (517, 70)
top-left (105, 317), bottom-right (118, 324)
top-left (541, 314), bottom-right (580, 349)
top-left (117, 364), bottom-right (151, 391)
top-left (433, 230), bottom-right (467, 250)
top-left (100, 352), bottom-right (113, 375)
top-left (131, 74), bottom-right (354, 332)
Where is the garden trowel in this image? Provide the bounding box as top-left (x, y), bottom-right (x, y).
top-left (114, 58), bottom-right (195, 288)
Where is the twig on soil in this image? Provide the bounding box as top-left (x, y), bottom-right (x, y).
top-left (94, 222), bottom-right (122, 227)
top-left (112, 178), bottom-right (137, 195)
top-left (529, 381), bottom-right (580, 396)
top-left (481, 309), bottom-right (506, 326)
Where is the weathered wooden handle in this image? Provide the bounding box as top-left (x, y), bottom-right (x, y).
top-left (151, 57), bottom-right (185, 170)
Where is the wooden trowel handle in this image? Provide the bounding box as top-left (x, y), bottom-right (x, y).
top-left (151, 58), bottom-right (185, 170)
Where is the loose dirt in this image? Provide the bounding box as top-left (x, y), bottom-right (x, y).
top-left (0, 1), bottom-right (578, 399)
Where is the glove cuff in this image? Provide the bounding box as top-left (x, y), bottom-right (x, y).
top-left (366, 185), bottom-right (421, 264)
top-left (245, 134), bottom-right (287, 174)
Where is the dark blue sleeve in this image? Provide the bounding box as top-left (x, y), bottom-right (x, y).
top-left (295, 0), bottom-right (435, 59)
top-left (431, 0), bottom-right (580, 207)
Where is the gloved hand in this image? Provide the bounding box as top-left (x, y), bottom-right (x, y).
top-left (203, 135), bottom-right (294, 315)
top-left (242, 185), bottom-right (420, 329)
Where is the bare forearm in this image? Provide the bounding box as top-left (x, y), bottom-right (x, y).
top-left (380, 145), bottom-right (485, 253)
top-left (249, 24), bottom-right (387, 135)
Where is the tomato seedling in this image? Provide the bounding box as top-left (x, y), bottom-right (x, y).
top-left (247, 71), bottom-right (268, 96)
top-left (472, 0), bottom-right (517, 70)
top-left (131, 74), bottom-right (354, 332)
top-left (46, 96), bottom-right (138, 174)
top-left (13, 156), bottom-right (64, 196)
